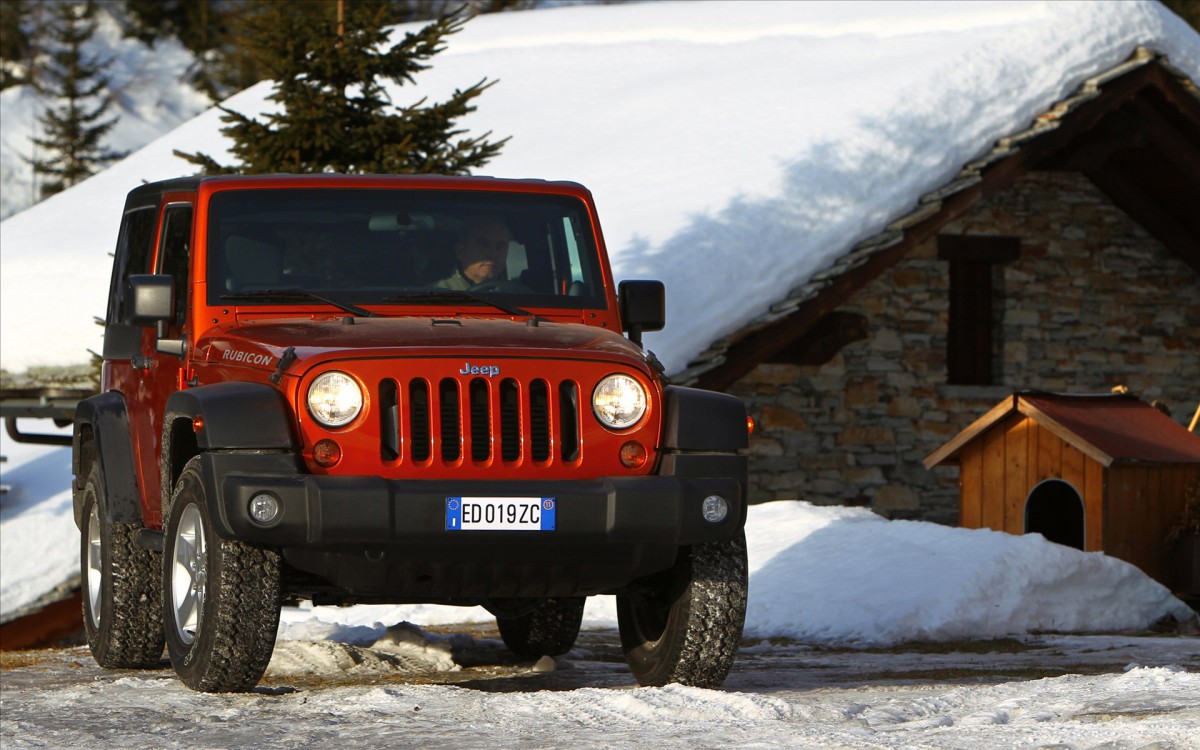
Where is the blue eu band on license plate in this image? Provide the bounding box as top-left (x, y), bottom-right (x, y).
top-left (445, 497), bottom-right (556, 531)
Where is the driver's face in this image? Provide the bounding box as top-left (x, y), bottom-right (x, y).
top-left (457, 222), bottom-right (511, 285)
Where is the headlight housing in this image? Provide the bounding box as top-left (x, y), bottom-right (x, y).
top-left (592, 373), bottom-right (647, 430)
top-left (307, 371), bottom-right (363, 428)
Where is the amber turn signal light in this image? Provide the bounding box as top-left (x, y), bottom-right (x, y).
top-left (619, 441), bottom-right (648, 469)
top-left (313, 439), bottom-right (342, 468)
top-left (747, 416), bottom-right (756, 436)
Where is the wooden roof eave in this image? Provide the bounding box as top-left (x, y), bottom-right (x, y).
top-left (922, 395), bottom-right (1018, 468)
top-left (683, 51), bottom-right (1199, 391)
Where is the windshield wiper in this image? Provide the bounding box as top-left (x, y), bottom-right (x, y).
top-left (382, 290), bottom-right (533, 318)
top-left (220, 289), bottom-right (377, 318)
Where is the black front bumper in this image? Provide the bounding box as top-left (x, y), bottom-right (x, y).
top-left (195, 452), bottom-right (746, 600)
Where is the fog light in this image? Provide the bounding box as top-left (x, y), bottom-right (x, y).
top-left (249, 493), bottom-right (280, 525)
top-left (619, 441), bottom-right (648, 469)
top-left (313, 439), bottom-right (342, 467)
top-left (701, 495), bottom-right (728, 523)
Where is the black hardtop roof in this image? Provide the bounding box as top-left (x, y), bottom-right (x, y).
top-left (122, 173), bottom-right (586, 210)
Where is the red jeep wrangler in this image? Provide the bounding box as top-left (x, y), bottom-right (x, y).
top-left (74, 174), bottom-right (749, 692)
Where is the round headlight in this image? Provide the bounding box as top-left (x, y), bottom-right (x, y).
top-left (307, 371), bottom-right (363, 428)
top-left (592, 374), bottom-right (647, 430)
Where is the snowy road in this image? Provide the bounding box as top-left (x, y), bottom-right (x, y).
top-left (2, 627), bottom-right (1198, 750)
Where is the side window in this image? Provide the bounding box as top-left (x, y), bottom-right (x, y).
top-left (157, 204), bottom-right (193, 323)
top-left (107, 207), bottom-right (158, 325)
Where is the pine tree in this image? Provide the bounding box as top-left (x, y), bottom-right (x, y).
top-left (175, 1), bottom-right (507, 176)
top-left (0, 0), bottom-right (33, 90)
top-left (27, 0), bottom-right (127, 198)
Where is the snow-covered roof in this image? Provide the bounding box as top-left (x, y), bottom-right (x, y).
top-left (2, 1), bottom-right (1199, 374)
top-left (677, 47), bottom-right (1200, 387)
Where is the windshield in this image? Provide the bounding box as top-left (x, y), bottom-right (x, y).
top-left (205, 188), bottom-right (605, 311)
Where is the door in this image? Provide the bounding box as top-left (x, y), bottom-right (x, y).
top-left (127, 202), bottom-right (193, 528)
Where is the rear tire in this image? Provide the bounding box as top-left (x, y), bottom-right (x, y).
top-left (80, 466), bottom-right (164, 668)
top-left (162, 457), bottom-right (281, 692)
top-left (496, 597), bottom-right (586, 659)
top-left (617, 531), bottom-right (747, 689)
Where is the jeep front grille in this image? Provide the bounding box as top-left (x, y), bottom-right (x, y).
top-left (379, 377), bottom-right (581, 467)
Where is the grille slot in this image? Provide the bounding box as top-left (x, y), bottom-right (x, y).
top-left (500, 379), bottom-right (521, 462)
top-left (529, 380), bottom-right (550, 462)
top-left (409, 380), bottom-right (430, 462)
top-left (440, 378), bottom-right (461, 462)
top-left (559, 381), bottom-right (580, 462)
top-left (469, 378), bottom-right (491, 462)
top-left (380, 379), bottom-right (399, 461)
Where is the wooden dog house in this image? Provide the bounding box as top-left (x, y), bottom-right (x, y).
top-left (925, 392), bottom-right (1200, 587)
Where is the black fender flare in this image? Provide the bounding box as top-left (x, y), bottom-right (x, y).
top-left (73, 392), bottom-right (142, 528)
top-left (161, 382), bottom-right (298, 513)
top-left (661, 386), bottom-right (748, 453)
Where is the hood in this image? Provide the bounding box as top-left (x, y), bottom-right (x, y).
top-left (194, 316), bottom-right (651, 374)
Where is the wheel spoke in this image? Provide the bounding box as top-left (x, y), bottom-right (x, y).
top-left (86, 505), bottom-right (103, 628)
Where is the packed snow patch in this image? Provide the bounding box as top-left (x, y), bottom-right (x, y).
top-left (267, 622), bottom-right (459, 677)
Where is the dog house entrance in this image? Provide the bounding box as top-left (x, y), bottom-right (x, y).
top-left (1024, 479), bottom-right (1085, 550)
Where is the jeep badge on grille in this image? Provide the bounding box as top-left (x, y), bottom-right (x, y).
top-left (459, 362), bottom-right (500, 377)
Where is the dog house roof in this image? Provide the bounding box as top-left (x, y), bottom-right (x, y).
top-left (924, 392), bottom-right (1200, 469)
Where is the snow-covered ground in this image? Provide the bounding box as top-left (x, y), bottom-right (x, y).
top-left (2, 1), bottom-right (1198, 373)
top-left (2, 629), bottom-right (1198, 749)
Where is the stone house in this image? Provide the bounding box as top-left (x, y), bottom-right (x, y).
top-left (674, 50), bottom-right (1200, 525)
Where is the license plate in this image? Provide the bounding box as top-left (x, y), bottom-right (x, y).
top-left (445, 497), bottom-right (556, 531)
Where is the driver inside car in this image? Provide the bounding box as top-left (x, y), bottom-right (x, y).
top-left (432, 219), bottom-right (512, 290)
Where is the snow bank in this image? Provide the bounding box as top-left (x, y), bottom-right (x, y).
top-left (741, 501), bottom-right (1194, 645)
top-left (0, 425), bottom-right (77, 621)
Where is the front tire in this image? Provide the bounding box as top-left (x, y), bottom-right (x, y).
top-left (80, 466), bottom-right (164, 668)
top-left (162, 457), bottom-right (281, 692)
top-left (617, 532), bottom-right (748, 689)
top-left (496, 597), bottom-right (586, 659)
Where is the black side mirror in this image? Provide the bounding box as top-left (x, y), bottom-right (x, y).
top-left (125, 275), bottom-right (174, 327)
top-left (618, 280), bottom-right (665, 348)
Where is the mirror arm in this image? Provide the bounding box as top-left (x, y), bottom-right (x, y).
top-left (627, 324), bottom-right (643, 349)
top-left (156, 334), bottom-right (186, 358)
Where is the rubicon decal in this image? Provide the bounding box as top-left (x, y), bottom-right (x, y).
top-left (459, 362), bottom-right (500, 377)
top-left (223, 349), bottom-right (274, 366)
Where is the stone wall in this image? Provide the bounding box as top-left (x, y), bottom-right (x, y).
top-left (730, 171), bottom-right (1200, 524)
